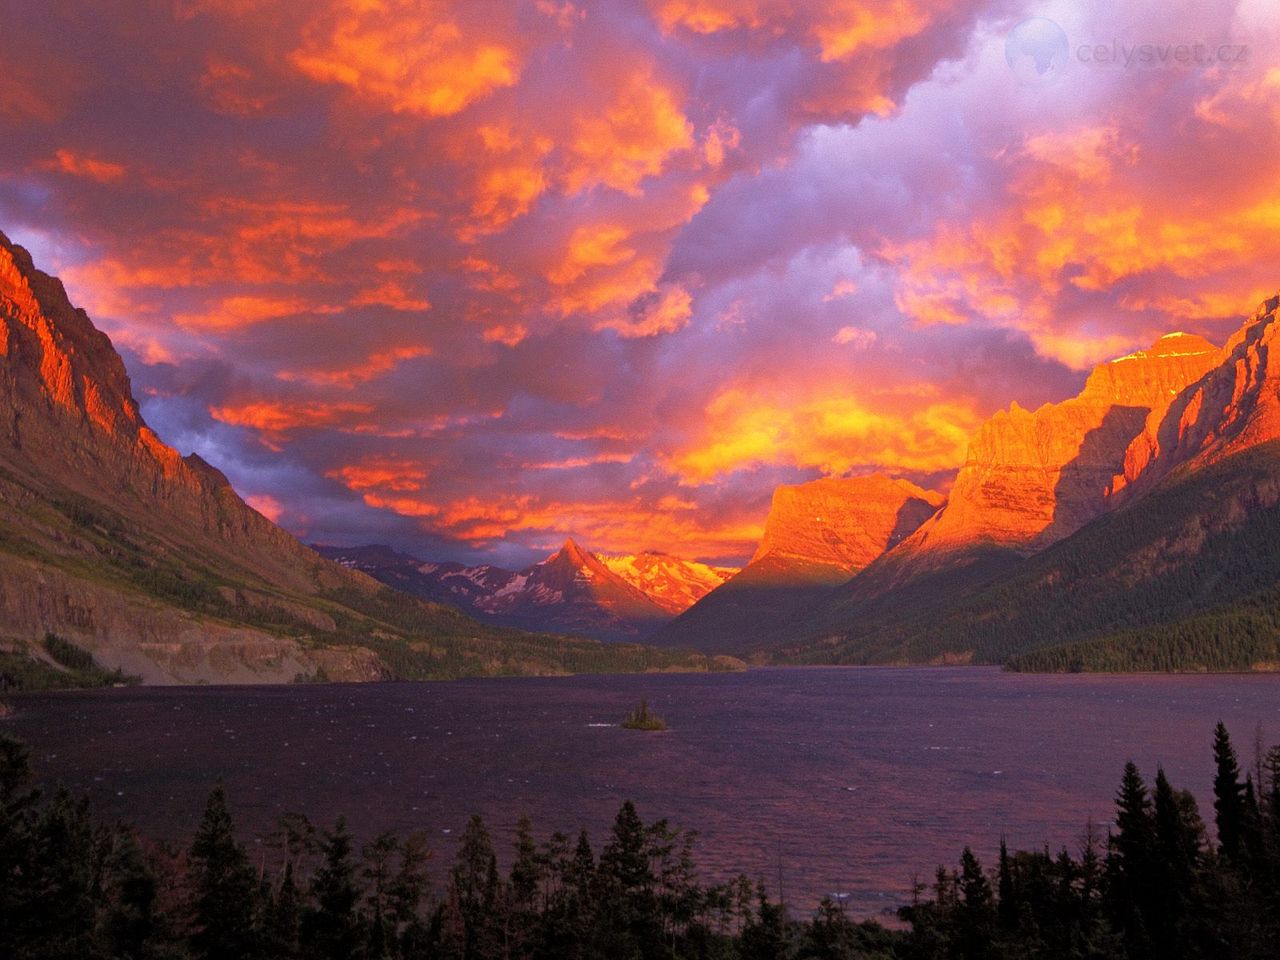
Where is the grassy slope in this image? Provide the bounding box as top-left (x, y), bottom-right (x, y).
top-left (0, 463), bottom-right (732, 682)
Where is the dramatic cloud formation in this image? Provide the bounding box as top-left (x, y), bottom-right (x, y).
top-left (0, 0), bottom-right (1274, 566)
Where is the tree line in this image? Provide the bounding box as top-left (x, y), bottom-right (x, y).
top-left (2, 722), bottom-right (1279, 958)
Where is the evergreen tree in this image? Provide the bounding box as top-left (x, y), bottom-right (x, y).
top-left (510, 814), bottom-right (541, 906)
top-left (600, 800), bottom-right (652, 894)
top-left (301, 816), bottom-right (365, 960)
top-left (1107, 762), bottom-right (1155, 957)
top-left (261, 861), bottom-right (302, 960)
top-left (1213, 721), bottom-right (1245, 861)
top-left (997, 838), bottom-right (1016, 929)
top-left (544, 827), bottom-right (596, 958)
top-left (508, 813), bottom-right (542, 958)
top-left (568, 827), bottom-right (595, 899)
top-left (0, 736), bottom-right (38, 959)
top-left (738, 882), bottom-right (791, 960)
top-left (1150, 767), bottom-right (1205, 958)
top-left (801, 897), bottom-right (859, 959)
top-left (954, 847), bottom-right (996, 959)
top-left (387, 832), bottom-right (432, 957)
top-left (362, 832), bottom-right (399, 959)
top-left (449, 814), bottom-right (501, 960)
top-left (98, 828), bottom-right (161, 959)
top-left (189, 783), bottom-right (259, 960)
top-left (1265, 744), bottom-right (1280, 823)
top-left (598, 800), bottom-right (660, 955)
top-left (21, 788), bottom-right (103, 957)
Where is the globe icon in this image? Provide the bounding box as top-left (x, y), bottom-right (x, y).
top-left (1005, 17), bottom-right (1070, 86)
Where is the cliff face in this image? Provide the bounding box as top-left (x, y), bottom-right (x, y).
top-left (751, 476), bottom-right (943, 573)
top-left (875, 332), bottom-right (1219, 582)
top-left (662, 299), bottom-right (1280, 659)
top-left (768, 296), bottom-right (1280, 667)
top-left (0, 232), bottom-right (339, 596)
top-left (651, 475), bottom-right (942, 652)
top-left (1112, 297), bottom-right (1280, 497)
top-left (0, 231), bottom-right (638, 683)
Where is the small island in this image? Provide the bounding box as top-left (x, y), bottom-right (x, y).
top-left (621, 699), bottom-right (667, 731)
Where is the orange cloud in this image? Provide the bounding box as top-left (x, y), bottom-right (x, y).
top-left (701, 117), bottom-right (741, 167)
top-left (351, 282), bottom-right (431, 312)
top-left (211, 399), bottom-right (375, 448)
top-left (174, 295), bottom-right (317, 332)
top-left (462, 124), bottom-right (553, 233)
top-left (667, 385), bottom-right (979, 482)
top-left (832, 325), bottom-right (876, 347)
top-left (594, 283), bottom-right (693, 338)
top-left (44, 148), bottom-right (126, 183)
top-left (547, 223), bottom-right (637, 286)
top-left (654, 0), bottom-right (932, 59)
top-left (277, 345), bottom-right (431, 388)
top-left (886, 103), bottom-right (1280, 369)
top-left (363, 489), bottom-right (764, 559)
top-left (328, 459), bottom-right (429, 492)
top-left (482, 323), bottom-right (528, 347)
top-left (522, 453), bottom-right (635, 470)
top-left (291, 0), bottom-right (520, 117)
top-left (198, 58), bottom-right (277, 117)
top-left (245, 493), bottom-right (284, 523)
top-left (564, 70), bottom-right (694, 195)
top-left (652, 0), bottom-right (785, 34)
top-left (812, 0), bottom-right (930, 62)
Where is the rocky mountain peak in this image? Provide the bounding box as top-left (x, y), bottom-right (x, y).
top-left (0, 230), bottom-right (143, 443)
top-left (751, 475), bottom-right (944, 573)
top-left (1113, 294), bottom-right (1280, 498)
top-left (869, 330), bottom-right (1224, 587)
top-left (598, 551), bottom-right (737, 616)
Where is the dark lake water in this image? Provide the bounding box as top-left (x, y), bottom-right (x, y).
top-left (6, 667), bottom-right (1280, 918)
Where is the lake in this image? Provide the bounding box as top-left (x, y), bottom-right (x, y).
top-left (6, 666), bottom-right (1280, 918)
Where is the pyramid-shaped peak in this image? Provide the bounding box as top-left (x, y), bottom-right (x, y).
top-left (555, 537), bottom-right (595, 565)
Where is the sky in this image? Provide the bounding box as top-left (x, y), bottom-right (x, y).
top-left (1, 0), bottom-right (1277, 568)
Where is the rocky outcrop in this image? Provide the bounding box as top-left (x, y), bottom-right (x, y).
top-left (763, 297), bottom-right (1280, 666)
top-left (751, 476), bottom-right (944, 574)
top-left (1111, 297), bottom-right (1280, 498)
top-left (873, 332), bottom-right (1220, 583)
top-left (651, 475), bottom-right (943, 652)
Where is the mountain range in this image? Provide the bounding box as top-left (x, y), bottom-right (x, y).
top-left (316, 540), bottom-right (735, 642)
top-left (4, 223), bottom-right (1279, 677)
top-left (657, 297), bottom-right (1280, 671)
top-left (0, 230), bottom-right (726, 684)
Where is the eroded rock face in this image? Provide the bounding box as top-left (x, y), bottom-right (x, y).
top-left (752, 476), bottom-right (944, 574)
top-left (892, 332), bottom-right (1220, 568)
top-left (0, 230), bottom-right (483, 682)
top-left (1113, 297), bottom-right (1280, 498)
top-left (0, 231), bottom-right (336, 595)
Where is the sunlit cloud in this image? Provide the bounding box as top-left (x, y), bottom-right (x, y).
top-left (1, 0), bottom-right (1275, 567)
top-left (667, 385), bottom-right (980, 483)
top-left (291, 0), bottom-right (522, 117)
top-left (42, 149), bottom-right (125, 183)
